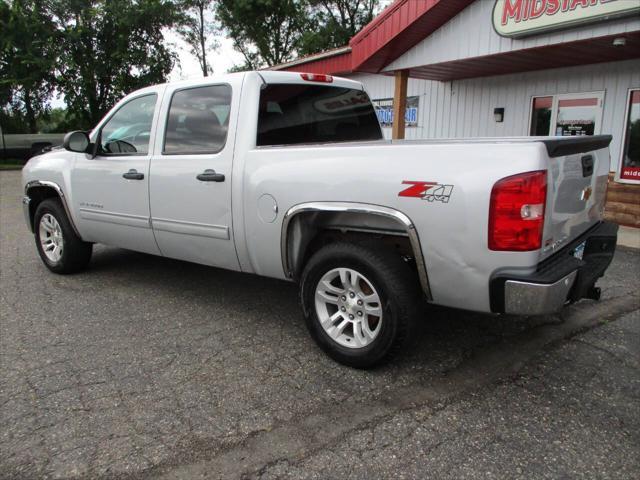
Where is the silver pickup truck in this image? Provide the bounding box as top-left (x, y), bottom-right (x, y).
top-left (22, 71), bottom-right (618, 367)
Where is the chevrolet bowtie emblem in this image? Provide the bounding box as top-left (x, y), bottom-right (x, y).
top-left (581, 186), bottom-right (593, 202)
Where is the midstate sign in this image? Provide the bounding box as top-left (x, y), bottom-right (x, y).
top-left (493, 0), bottom-right (640, 38)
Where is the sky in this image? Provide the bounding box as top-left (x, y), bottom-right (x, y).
top-left (164, 29), bottom-right (246, 81)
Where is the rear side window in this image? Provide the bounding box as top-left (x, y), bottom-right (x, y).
top-left (163, 84), bottom-right (231, 154)
top-left (257, 84), bottom-right (382, 146)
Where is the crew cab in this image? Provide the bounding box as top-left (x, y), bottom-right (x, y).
top-left (22, 71), bottom-right (618, 367)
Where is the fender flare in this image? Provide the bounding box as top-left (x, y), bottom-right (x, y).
top-left (280, 201), bottom-right (432, 300)
top-left (24, 180), bottom-right (81, 237)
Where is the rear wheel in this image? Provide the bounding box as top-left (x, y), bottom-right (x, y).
top-left (34, 198), bottom-right (92, 273)
top-left (300, 242), bottom-right (420, 368)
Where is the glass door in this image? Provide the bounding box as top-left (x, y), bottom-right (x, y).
top-left (529, 92), bottom-right (604, 137)
top-left (552, 92), bottom-right (604, 137)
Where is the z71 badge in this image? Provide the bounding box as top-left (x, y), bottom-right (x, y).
top-left (398, 181), bottom-right (454, 203)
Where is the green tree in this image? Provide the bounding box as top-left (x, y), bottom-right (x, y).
top-left (300, 0), bottom-right (378, 55)
top-left (217, 0), bottom-right (382, 71)
top-left (52, 0), bottom-right (180, 129)
top-left (176, 0), bottom-right (218, 77)
top-left (36, 107), bottom-right (83, 133)
top-left (217, 0), bottom-right (307, 70)
top-left (0, 0), bottom-right (57, 133)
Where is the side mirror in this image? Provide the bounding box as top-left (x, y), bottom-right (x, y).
top-left (63, 131), bottom-right (90, 153)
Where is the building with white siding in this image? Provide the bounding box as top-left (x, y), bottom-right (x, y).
top-left (273, 0), bottom-right (640, 226)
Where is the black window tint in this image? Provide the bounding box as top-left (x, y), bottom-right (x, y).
top-left (100, 94), bottom-right (157, 155)
top-left (164, 85), bottom-right (231, 154)
top-left (257, 85), bottom-right (382, 146)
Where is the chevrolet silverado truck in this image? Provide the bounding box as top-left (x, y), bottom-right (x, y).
top-left (22, 71), bottom-right (618, 367)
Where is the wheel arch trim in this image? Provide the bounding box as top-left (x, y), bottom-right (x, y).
top-left (24, 180), bottom-right (81, 237)
top-left (281, 201), bottom-right (432, 300)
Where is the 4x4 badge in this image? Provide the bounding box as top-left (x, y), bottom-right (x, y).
top-left (399, 181), bottom-right (454, 203)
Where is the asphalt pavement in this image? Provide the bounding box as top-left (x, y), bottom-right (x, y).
top-left (1, 170), bottom-right (638, 479)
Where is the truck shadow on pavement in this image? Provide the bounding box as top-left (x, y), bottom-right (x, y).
top-left (85, 245), bottom-right (573, 374)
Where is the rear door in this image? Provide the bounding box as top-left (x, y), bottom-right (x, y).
top-left (148, 81), bottom-right (240, 270)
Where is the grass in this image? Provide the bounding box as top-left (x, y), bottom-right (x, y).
top-left (0, 158), bottom-right (25, 170)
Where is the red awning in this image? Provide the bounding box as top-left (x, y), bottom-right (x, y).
top-left (348, 0), bottom-right (474, 73)
top-left (273, 47), bottom-right (353, 75)
top-left (277, 0), bottom-right (473, 75)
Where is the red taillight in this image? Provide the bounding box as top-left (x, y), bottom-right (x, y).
top-left (488, 170), bottom-right (547, 251)
top-left (300, 73), bottom-right (333, 83)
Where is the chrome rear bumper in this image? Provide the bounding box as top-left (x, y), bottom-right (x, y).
top-left (490, 221), bottom-right (618, 315)
top-left (504, 271), bottom-right (577, 315)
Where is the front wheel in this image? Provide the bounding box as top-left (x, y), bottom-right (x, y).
top-left (34, 198), bottom-right (92, 274)
top-left (300, 242), bottom-right (420, 368)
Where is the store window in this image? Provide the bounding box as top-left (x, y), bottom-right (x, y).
top-left (530, 96), bottom-right (552, 136)
top-left (619, 89), bottom-right (640, 182)
top-left (529, 92), bottom-right (604, 137)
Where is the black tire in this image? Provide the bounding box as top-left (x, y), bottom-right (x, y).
top-left (34, 198), bottom-right (92, 274)
top-left (300, 242), bottom-right (421, 368)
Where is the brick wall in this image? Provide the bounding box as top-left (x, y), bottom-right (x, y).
top-left (605, 173), bottom-right (640, 228)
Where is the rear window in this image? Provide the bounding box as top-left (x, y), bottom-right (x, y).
top-left (257, 84), bottom-right (382, 146)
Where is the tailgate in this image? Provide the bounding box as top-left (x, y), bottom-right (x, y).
top-left (540, 135), bottom-right (612, 260)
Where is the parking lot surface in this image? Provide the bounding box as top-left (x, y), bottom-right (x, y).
top-left (1, 170), bottom-right (639, 479)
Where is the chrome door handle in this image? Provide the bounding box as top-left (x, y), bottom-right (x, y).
top-left (122, 169), bottom-right (144, 180)
top-left (197, 169), bottom-right (225, 182)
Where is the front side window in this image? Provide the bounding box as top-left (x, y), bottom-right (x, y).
top-left (163, 84), bottom-right (232, 154)
top-left (100, 94), bottom-right (157, 155)
top-left (257, 84), bottom-right (382, 146)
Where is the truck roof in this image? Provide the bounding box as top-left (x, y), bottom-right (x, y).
top-left (256, 71), bottom-right (364, 90)
top-left (156, 70), bottom-right (364, 92)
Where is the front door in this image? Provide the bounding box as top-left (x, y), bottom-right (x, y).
top-left (71, 92), bottom-right (162, 255)
top-left (149, 83), bottom-right (240, 271)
